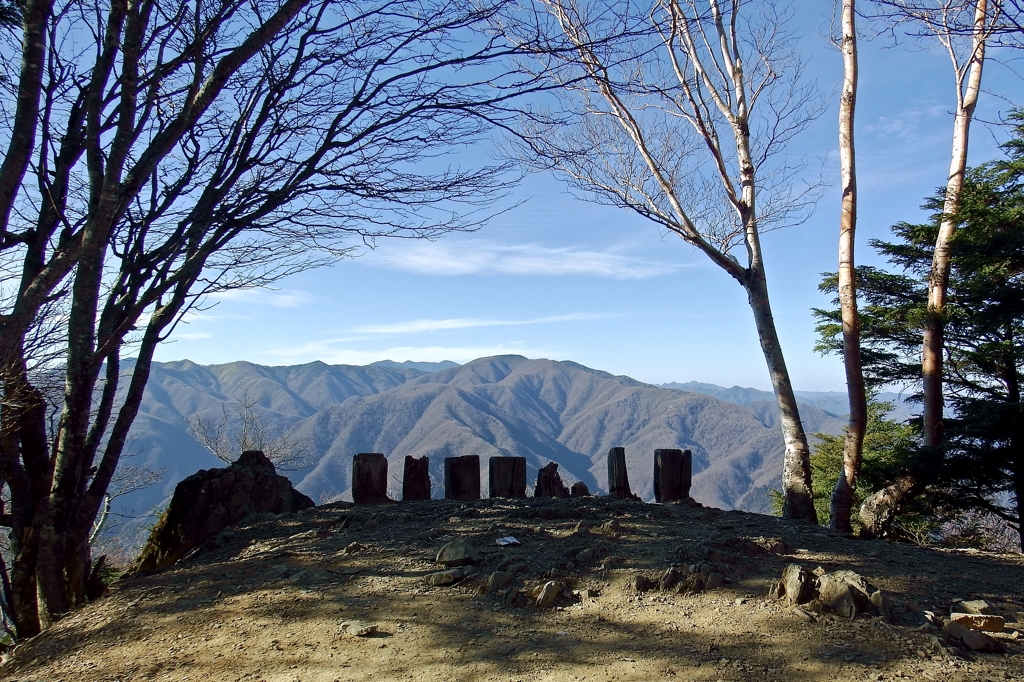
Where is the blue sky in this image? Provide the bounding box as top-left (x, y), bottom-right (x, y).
top-left (155, 2), bottom-right (1022, 391)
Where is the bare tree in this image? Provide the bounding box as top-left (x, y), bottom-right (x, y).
top-left (189, 392), bottom-right (312, 470)
top-left (0, 0), bottom-right (552, 637)
top-left (509, 0), bottom-right (824, 521)
top-left (857, 0), bottom-right (1002, 536)
top-left (830, 0), bottom-right (868, 533)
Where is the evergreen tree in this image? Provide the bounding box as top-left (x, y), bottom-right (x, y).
top-left (816, 112), bottom-right (1024, 548)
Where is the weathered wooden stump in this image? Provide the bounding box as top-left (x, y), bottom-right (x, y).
top-left (653, 448), bottom-right (692, 502)
top-left (489, 456), bottom-right (527, 498)
top-left (534, 462), bottom-right (569, 497)
top-left (403, 455), bottom-right (431, 501)
top-left (607, 446), bottom-right (637, 499)
top-left (352, 452), bottom-right (389, 504)
top-left (444, 455), bottom-right (480, 501)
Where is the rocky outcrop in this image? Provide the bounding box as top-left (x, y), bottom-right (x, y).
top-left (130, 451), bottom-right (313, 574)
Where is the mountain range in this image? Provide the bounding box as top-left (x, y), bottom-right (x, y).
top-left (107, 356), bottom-right (914, 547)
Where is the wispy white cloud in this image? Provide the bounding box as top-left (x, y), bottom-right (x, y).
top-left (350, 312), bottom-right (617, 335)
top-left (864, 104), bottom-right (948, 140)
top-left (171, 331), bottom-right (213, 341)
top-left (365, 240), bottom-right (684, 279)
top-left (206, 288), bottom-right (313, 308)
top-left (267, 344), bottom-right (557, 366)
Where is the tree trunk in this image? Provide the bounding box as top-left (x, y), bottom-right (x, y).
top-left (858, 473), bottom-right (916, 539)
top-left (923, 0), bottom-right (989, 448)
top-left (744, 269), bottom-right (816, 522)
top-left (489, 456), bottom-right (527, 498)
top-left (534, 461), bottom-right (569, 497)
top-left (352, 453), bottom-right (389, 504)
top-left (606, 447), bottom-right (637, 499)
top-left (9, 525), bottom-right (41, 638)
top-left (403, 455), bottom-right (431, 501)
top-left (444, 455), bottom-right (480, 501)
top-left (831, 0), bottom-right (866, 534)
top-left (653, 449), bottom-right (691, 502)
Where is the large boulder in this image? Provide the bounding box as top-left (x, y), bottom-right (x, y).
top-left (130, 450), bottom-right (313, 574)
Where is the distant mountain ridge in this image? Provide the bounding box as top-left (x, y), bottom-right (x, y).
top-left (660, 381), bottom-right (917, 424)
top-left (109, 356), bottom-right (876, 547)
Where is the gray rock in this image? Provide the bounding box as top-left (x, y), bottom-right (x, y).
top-left (487, 571), bottom-right (514, 595)
top-left (705, 572), bottom-right (725, 590)
top-left (961, 629), bottom-right (1006, 653)
top-left (658, 567), bottom-right (681, 591)
top-left (340, 620), bottom-right (378, 637)
top-left (424, 568), bottom-right (465, 586)
top-left (778, 564), bottom-right (815, 605)
top-left (959, 599), bottom-right (994, 615)
top-left (435, 539), bottom-right (479, 567)
top-left (943, 620), bottom-right (971, 640)
top-left (537, 581), bottom-right (560, 608)
top-left (575, 548), bottom-right (596, 564)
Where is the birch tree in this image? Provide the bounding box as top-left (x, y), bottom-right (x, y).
top-left (857, 0), bottom-right (1002, 536)
top-left (511, 0), bottom-right (823, 521)
top-left (831, 0), bottom-right (867, 532)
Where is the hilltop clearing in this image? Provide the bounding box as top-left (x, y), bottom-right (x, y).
top-left (4, 497), bottom-right (1022, 682)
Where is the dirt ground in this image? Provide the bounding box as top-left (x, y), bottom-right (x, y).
top-left (2, 496), bottom-right (1023, 682)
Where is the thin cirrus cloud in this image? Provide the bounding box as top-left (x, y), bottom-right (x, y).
top-left (205, 288), bottom-right (312, 309)
top-left (349, 312), bottom-right (617, 336)
top-left (364, 240), bottom-right (684, 280)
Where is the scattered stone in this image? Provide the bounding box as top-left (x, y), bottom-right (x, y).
top-left (627, 573), bottom-right (657, 592)
top-left (578, 588), bottom-right (599, 599)
top-left (773, 564), bottom-right (816, 605)
top-left (505, 562), bottom-right (529, 574)
top-left (943, 620), bottom-right (971, 640)
top-left (959, 600), bottom-right (994, 615)
top-left (364, 518), bottom-right (381, 530)
top-left (658, 567), bottom-right (681, 592)
top-left (424, 568), bottom-right (466, 586)
top-left (570, 481), bottom-right (591, 497)
top-left (576, 548), bottom-right (596, 563)
top-left (537, 581), bottom-right (560, 607)
top-left (340, 621), bottom-right (378, 637)
top-left (503, 586), bottom-right (521, 607)
top-left (128, 450), bottom-right (314, 574)
top-left (950, 613), bottom-right (1005, 632)
top-left (595, 519), bottom-right (622, 536)
top-left (770, 564), bottom-right (888, 621)
top-left (487, 571), bottom-right (515, 595)
top-left (570, 521), bottom-right (593, 537)
top-left (705, 572), bottom-right (725, 590)
top-left (674, 572), bottom-right (705, 595)
top-left (961, 629), bottom-right (1007, 653)
top-left (753, 537), bottom-right (792, 555)
top-left (343, 542), bottom-right (365, 555)
top-left (436, 539), bottom-right (479, 567)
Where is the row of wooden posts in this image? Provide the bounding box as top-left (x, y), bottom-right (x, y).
top-left (350, 447), bottom-right (692, 505)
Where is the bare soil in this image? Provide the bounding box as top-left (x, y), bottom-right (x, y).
top-left (3, 496), bottom-right (1023, 682)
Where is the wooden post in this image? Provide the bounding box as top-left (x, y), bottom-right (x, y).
top-left (534, 462), bottom-right (569, 497)
top-left (444, 455), bottom-right (480, 501)
top-left (403, 455), bottom-right (431, 501)
top-left (489, 456), bottom-right (527, 498)
top-left (607, 447), bottom-right (635, 499)
top-left (653, 449), bottom-right (692, 502)
top-left (352, 453), bottom-right (389, 504)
